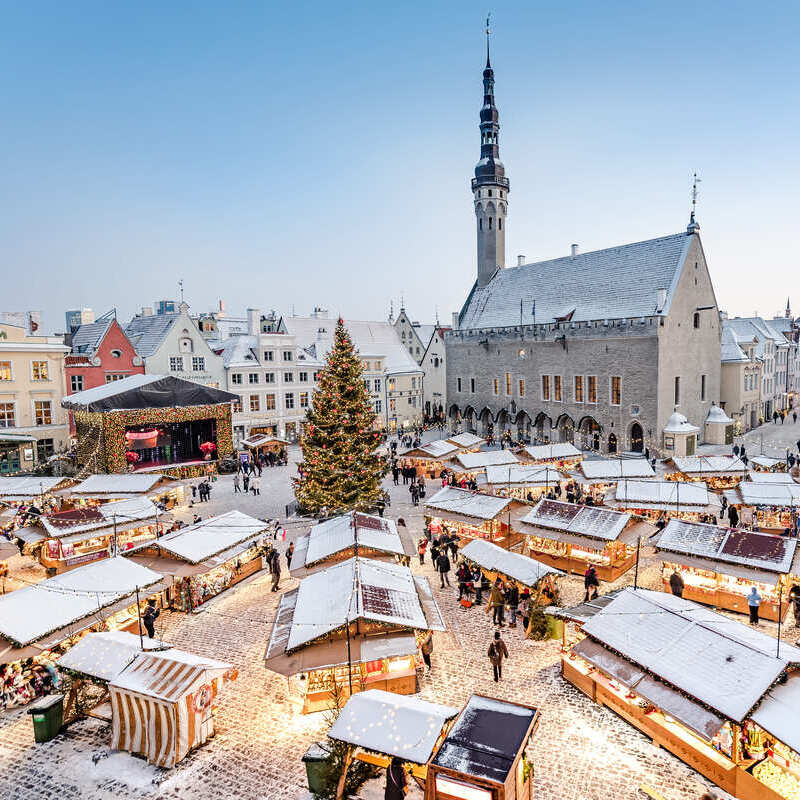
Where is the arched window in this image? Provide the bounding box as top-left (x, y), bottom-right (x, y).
top-left (608, 433), bottom-right (617, 453)
top-left (693, 312), bottom-right (700, 329)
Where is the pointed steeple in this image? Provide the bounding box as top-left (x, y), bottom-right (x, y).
top-left (786, 297), bottom-right (792, 319)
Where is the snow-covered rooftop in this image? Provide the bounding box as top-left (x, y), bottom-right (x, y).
top-left (0, 557), bottom-right (162, 647)
top-left (747, 471), bottom-right (796, 484)
top-left (582, 589), bottom-right (800, 722)
top-left (738, 481), bottom-right (800, 507)
top-left (328, 689), bottom-right (459, 764)
top-left (670, 456), bottom-right (747, 476)
top-left (461, 539), bottom-right (564, 586)
top-left (447, 432), bottom-right (484, 449)
top-left (455, 450), bottom-right (519, 470)
top-left (418, 439), bottom-right (460, 459)
top-left (304, 512), bottom-right (404, 566)
top-left (523, 443), bottom-right (582, 462)
top-left (522, 499), bottom-right (630, 542)
top-left (483, 464), bottom-right (563, 487)
top-left (148, 510), bottom-right (267, 563)
top-left (57, 630), bottom-right (168, 682)
top-left (70, 474), bottom-right (168, 496)
top-left (424, 486), bottom-right (511, 520)
top-left (579, 458), bottom-right (654, 480)
top-left (0, 476), bottom-right (70, 499)
top-left (614, 480), bottom-right (713, 507)
top-left (663, 410), bottom-right (700, 434)
top-left (41, 497), bottom-right (158, 538)
top-left (751, 673), bottom-right (800, 756)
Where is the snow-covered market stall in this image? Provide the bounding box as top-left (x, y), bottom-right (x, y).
top-left (481, 464), bottom-right (566, 502)
top-left (424, 486), bottom-right (524, 549)
top-left (654, 519), bottom-right (799, 621)
top-left (518, 499), bottom-right (650, 581)
top-left (398, 439), bottom-right (461, 479)
top-left (265, 557), bottom-right (444, 714)
top-left (57, 630), bottom-right (237, 767)
top-left (451, 449), bottom-right (519, 482)
top-left (574, 458), bottom-right (655, 499)
top-left (605, 479), bottom-right (722, 522)
top-left (290, 512), bottom-right (414, 577)
top-left (0, 477), bottom-right (73, 534)
top-left (124, 510), bottom-right (268, 611)
top-left (750, 456), bottom-right (788, 473)
top-left (0, 557), bottom-right (164, 709)
top-left (558, 588), bottom-right (800, 800)
top-left (446, 432), bottom-right (485, 451)
top-left (521, 442), bottom-right (583, 469)
top-left (31, 497), bottom-right (165, 573)
top-left (665, 455), bottom-right (749, 489)
top-left (328, 690), bottom-right (540, 800)
top-left (725, 481), bottom-right (800, 533)
top-left (68, 473), bottom-right (187, 508)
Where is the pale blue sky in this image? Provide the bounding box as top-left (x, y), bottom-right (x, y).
top-left (2, 1), bottom-right (798, 332)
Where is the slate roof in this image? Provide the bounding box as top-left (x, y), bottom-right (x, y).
top-left (424, 486), bottom-right (512, 520)
top-left (459, 232), bottom-right (691, 329)
top-left (70, 320), bottom-right (112, 356)
top-left (124, 314), bottom-right (178, 358)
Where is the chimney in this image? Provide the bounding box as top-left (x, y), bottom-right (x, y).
top-left (247, 308), bottom-right (260, 336)
top-left (570, 244), bottom-right (579, 257)
top-left (655, 288), bottom-right (667, 312)
top-left (141, 306), bottom-right (153, 316)
top-left (517, 255), bottom-right (525, 266)
top-left (218, 299), bottom-right (225, 314)
top-left (451, 311), bottom-right (459, 330)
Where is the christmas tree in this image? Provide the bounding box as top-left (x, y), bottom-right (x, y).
top-left (295, 319), bottom-right (387, 514)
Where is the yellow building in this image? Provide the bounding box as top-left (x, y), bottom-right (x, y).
top-left (0, 323), bottom-right (70, 473)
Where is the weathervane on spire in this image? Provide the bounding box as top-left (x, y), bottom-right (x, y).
top-left (687, 172), bottom-right (701, 233)
top-left (179, 278), bottom-right (184, 303)
top-left (485, 12), bottom-right (492, 66)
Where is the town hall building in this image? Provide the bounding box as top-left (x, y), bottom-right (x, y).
top-left (445, 37), bottom-right (722, 457)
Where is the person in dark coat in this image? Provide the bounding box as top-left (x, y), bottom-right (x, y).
top-left (584, 565), bottom-right (600, 601)
top-left (243, 473), bottom-right (250, 493)
top-left (669, 570), bottom-right (685, 597)
top-left (488, 630), bottom-right (509, 682)
top-left (270, 549), bottom-right (281, 592)
top-left (385, 756), bottom-right (407, 800)
top-left (506, 581), bottom-right (520, 627)
top-left (435, 551), bottom-right (451, 587)
top-left (142, 599), bottom-right (159, 639)
top-left (285, 542), bottom-right (294, 568)
top-left (728, 504), bottom-right (739, 527)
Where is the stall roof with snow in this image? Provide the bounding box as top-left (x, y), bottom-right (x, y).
top-left (580, 588), bottom-right (800, 723)
top-left (751, 673), bottom-right (800, 756)
top-left (670, 456), bottom-right (748, 477)
top-left (455, 450), bottom-right (519, 471)
top-left (737, 481), bottom-right (800, 508)
top-left (424, 486), bottom-right (512, 522)
top-left (523, 443), bottom-right (582, 462)
top-left (446, 432), bottom-right (485, 449)
top-left (70, 474), bottom-right (173, 498)
top-left (520, 499), bottom-right (639, 546)
top-left (578, 458), bottom-right (655, 481)
top-left (654, 519), bottom-right (798, 581)
top-left (0, 557), bottom-right (163, 649)
top-left (431, 694), bottom-right (539, 784)
top-left (327, 689), bottom-right (460, 764)
top-left (401, 439), bottom-right (461, 460)
top-left (747, 471), bottom-right (796, 484)
top-left (483, 464), bottom-right (564, 488)
top-left (750, 456), bottom-right (785, 471)
top-left (0, 476), bottom-right (72, 500)
top-left (40, 497), bottom-right (159, 539)
top-left (460, 539), bottom-right (564, 587)
top-left (607, 479), bottom-right (720, 512)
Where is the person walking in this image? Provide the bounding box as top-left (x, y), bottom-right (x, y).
top-left (385, 756), bottom-right (408, 800)
top-left (488, 579), bottom-right (506, 626)
top-left (435, 550), bottom-right (451, 588)
top-left (410, 483), bottom-right (419, 507)
top-left (142, 599), bottom-right (159, 639)
top-left (243, 473), bottom-right (250, 493)
top-left (519, 589), bottom-right (531, 634)
top-left (506, 581), bottom-right (520, 628)
top-left (392, 463), bottom-right (400, 485)
top-left (472, 565), bottom-right (484, 604)
top-left (487, 630), bottom-right (509, 682)
top-left (251, 475), bottom-right (261, 496)
top-left (191, 484), bottom-right (198, 502)
top-left (584, 565), bottom-right (600, 602)
top-left (270, 549), bottom-right (281, 592)
top-left (669, 570), bottom-right (685, 597)
top-left (728, 504), bottom-right (739, 527)
top-left (747, 586), bottom-right (762, 625)
top-left (456, 561), bottom-right (471, 601)
top-left (419, 630), bottom-right (433, 674)
top-left (233, 473), bottom-right (241, 493)
top-left (417, 537), bottom-right (427, 565)
top-left (285, 541), bottom-right (294, 569)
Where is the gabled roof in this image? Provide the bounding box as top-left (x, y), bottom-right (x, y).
top-left (720, 325), bottom-right (751, 364)
top-left (124, 314), bottom-right (178, 358)
top-left (41, 497), bottom-right (157, 538)
top-left (71, 473), bottom-right (168, 497)
top-left (456, 450), bottom-right (519, 470)
top-left (579, 458), bottom-right (654, 480)
top-left (302, 512), bottom-right (405, 566)
top-left (70, 319), bottom-right (112, 356)
top-left (524, 443), bottom-right (582, 462)
top-left (522, 499), bottom-right (631, 542)
top-left (218, 334), bottom-right (259, 367)
top-left (459, 232), bottom-right (691, 329)
top-left (424, 486), bottom-right (512, 520)
top-left (461, 538), bottom-right (564, 586)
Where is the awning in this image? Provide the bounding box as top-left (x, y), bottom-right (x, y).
top-left (413, 575), bottom-right (447, 631)
top-left (573, 637), bottom-right (645, 686)
top-left (751, 673), bottom-right (800, 755)
top-left (14, 527), bottom-right (46, 545)
top-left (0, 540), bottom-right (19, 560)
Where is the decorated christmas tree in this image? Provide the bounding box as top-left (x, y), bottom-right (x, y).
top-left (295, 319), bottom-right (387, 514)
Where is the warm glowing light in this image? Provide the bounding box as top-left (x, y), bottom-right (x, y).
top-left (434, 776), bottom-right (492, 800)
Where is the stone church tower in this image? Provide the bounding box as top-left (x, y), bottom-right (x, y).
top-left (473, 32), bottom-right (509, 288)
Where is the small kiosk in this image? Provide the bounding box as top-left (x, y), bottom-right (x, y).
top-left (482, 465), bottom-right (566, 502)
top-left (452, 450), bottom-right (519, 482)
top-left (265, 557), bottom-right (444, 714)
top-left (69, 473), bottom-right (187, 509)
top-left (661, 409), bottom-right (700, 458)
top-left (559, 588), bottom-right (800, 800)
top-left (666, 456), bottom-right (748, 489)
top-left (329, 690), bottom-right (540, 800)
top-left (654, 518), bottom-right (799, 621)
top-left (606, 479), bottom-right (722, 522)
top-left (397, 440), bottom-right (461, 479)
top-left (518, 499), bottom-right (648, 581)
top-left (240, 433), bottom-right (288, 462)
top-left (521, 443), bottom-right (583, 469)
top-left (424, 487), bottom-right (521, 549)
top-left (728, 481), bottom-right (800, 533)
top-left (574, 458), bottom-right (655, 500)
top-left (446, 432), bottom-right (485, 451)
top-left (750, 456), bottom-right (787, 473)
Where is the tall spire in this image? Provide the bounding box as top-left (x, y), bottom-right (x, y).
top-left (485, 12), bottom-right (491, 67)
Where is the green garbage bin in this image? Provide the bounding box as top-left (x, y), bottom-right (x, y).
top-left (27, 694), bottom-right (64, 743)
top-left (302, 741), bottom-right (332, 794)
top-left (546, 615), bottom-right (564, 641)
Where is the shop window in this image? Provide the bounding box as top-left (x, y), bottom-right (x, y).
top-left (285, 393), bottom-right (295, 409)
top-left (34, 400), bottom-right (52, 426)
top-left (250, 395), bottom-right (260, 412)
top-left (266, 393), bottom-right (276, 410)
top-left (31, 361), bottom-right (48, 381)
top-left (36, 438), bottom-right (55, 461)
top-left (0, 361), bottom-right (12, 381)
top-left (610, 376), bottom-right (621, 406)
top-left (70, 375), bottom-right (84, 393)
top-left (0, 403), bottom-right (15, 427)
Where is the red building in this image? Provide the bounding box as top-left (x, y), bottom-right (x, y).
top-left (65, 315), bottom-right (144, 432)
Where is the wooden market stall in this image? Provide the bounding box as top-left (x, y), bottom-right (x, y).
top-left (446, 432), bottom-right (485, 451)
top-left (726, 481), bottom-right (800, 533)
top-left (482, 464), bottom-right (566, 503)
top-left (424, 486), bottom-right (523, 549)
top-left (69, 473), bottom-right (187, 509)
top-left (290, 511), bottom-right (415, 577)
top-left (750, 456), bottom-right (787, 473)
top-left (240, 433), bottom-right (288, 464)
top-left (328, 690), bottom-right (540, 800)
top-left (398, 439), bottom-right (462, 479)
top-left (605, 479), bottom-right (722, 522)
top-left (34, 497), bottom-right (165, 573)
top-left (558, 587), bottom-right (800, 800)
top-left (518, 499), bottom-right (650, 581)
top-left (0, 557), bottom-right (166, 710)
top-left (574, 458), bottom-right (655, 501)
top-left (654, 518), bottom-right (799, 621)
top-left (0, 477), bottom-right (74, 535)
top-left (460, 538), bottom-right (564, 604)
top-left (124, 510), bottom-right (268, 611)
top-left (265, 557), bottom-right (445, 714)
top-left (521, 442), bottom-right (583, 469)
top-left (451, 450), bottom-right (519, 482)
top-left (665, 455), bottom-right (748, 489)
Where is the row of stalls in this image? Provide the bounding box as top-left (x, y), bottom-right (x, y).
top-left (329, 689), bottom-right (539, 800)
top-left (554, 588), bottom-right (800, 800)
top-left (396, 433), bottom-right (485, 479)
top-left (665, 455), bottom-right (749, 489)
top-left (481, 464), bottom-right (566, 502)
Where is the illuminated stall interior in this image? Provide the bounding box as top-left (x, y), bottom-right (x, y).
top-left (521, 442), bottom-right (583, 469)
top-left (575, 458), bottom-right (655, 500)
top-left (291, 511), bottom-right (414, 577)
top-left (666, 455), bottom-right (748, 489)
top-left (605, 479), bottom-right (722, 522)
top-left (424, 486), bottom-right (522, 549)
top-left (451, 450), bottom-right (519, 482)
top-left (265, 557), bottom-right (444, 714)
top-left (655, 518), bottom-right (799, 622)
top-left (559, 588), bottom-right (800, 800)
top-left (481, 464), bottom-right (566, 502)
top-left (397, 439), bottom-right (461, 479)
top-left (750, 456), bottom-right (787, 473)
top-left (519, 499), bottom-right (649, 581)
top-left (68, 473), bottom-right (186, 509)
top-left (727, 482), bottom-right (800, 533)
top-left (0, 477), bottom-right (73, 530)
top-left (125, 510), bottom-right (267, 611)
